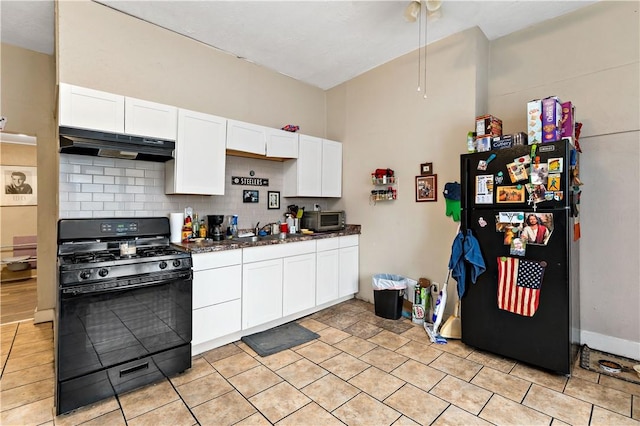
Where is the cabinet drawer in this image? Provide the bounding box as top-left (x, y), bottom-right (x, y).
top-left (339, 235), bottom-right (359, 248)
top-left (192, 299), bottom-right (242, 345)
top-left (316, 237), bottom-right (339, 252)
top-left (243, 240), bottom-right (316, 263)
top-left (192, 250), bottom-right (242, 271)
top-left (193, 265), bottom-right (241, 308)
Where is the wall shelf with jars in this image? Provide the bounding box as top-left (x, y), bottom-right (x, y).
top-left (370, 169), bottom-right (397, 204)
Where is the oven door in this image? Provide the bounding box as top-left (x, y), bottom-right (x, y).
top-left (56, 270), bottom-right (192, 414)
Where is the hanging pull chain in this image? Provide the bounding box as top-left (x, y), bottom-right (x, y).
top-left (417, 6), bottom-right (422, 92)
top-left (423, 4), bottom-right (428, 99)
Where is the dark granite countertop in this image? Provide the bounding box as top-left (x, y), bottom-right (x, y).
top-left (174, 225), bottom-right (361, 254)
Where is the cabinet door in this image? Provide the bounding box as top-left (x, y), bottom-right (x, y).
top-left (58, 83), bottom-right (125, 133)
top-left (316, 249), bottom-right (339, 305)
top-left (321, 139), bottom-right (342, 197)
top-left (192, 299), bottom-right (241, 346)
top-left (339, 245), bottom-right (359, 297)
top-left (296, 135), bottom-right (323, 196)
top-left (166, 109), bottom-right (227, 195)
top-left (242, 259), bottom-right (283, 329)
top-left (266, 127), bottom-right (298, 158)
top-left (124, 97), bottom-right (178, 140)
top-left (226, 119), bottom-right (266, 155)
top-left (283, 253), bottom-right (316, 317)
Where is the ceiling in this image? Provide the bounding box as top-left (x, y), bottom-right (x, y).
top-left (1, 1), bottom-right (597, 90)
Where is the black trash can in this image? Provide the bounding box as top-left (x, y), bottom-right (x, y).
top-left (372, 274), bottom-right (407, 320)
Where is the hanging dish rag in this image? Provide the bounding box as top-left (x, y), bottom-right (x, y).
top-left (497, 257), bottom-right (547, 317)
top-left (443, 182), bottom-right (461, 222)
top-left (448, 230), bottom-right (486, 298)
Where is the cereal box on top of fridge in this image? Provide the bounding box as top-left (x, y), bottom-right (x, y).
top-left (527, 99), bottom-right (542, 145)
top-left (542, 96), bottom-right (562, 143)
top-left (475, 115), bottom-right (502, 138)
top-left (561, 101), bottom-right (575, 138)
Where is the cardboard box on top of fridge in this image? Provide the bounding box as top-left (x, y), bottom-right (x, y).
top-left (542, 96), bottom-right (563, 143)
top-left (527, 99), bottom-right (543, 145)
top-left (561, 101), bottom-right (575, 138)
top-left (475, 115), bottom-right (502, 138)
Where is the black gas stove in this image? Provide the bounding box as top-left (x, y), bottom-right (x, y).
top-left (56, 217), bottom-right (193, 415)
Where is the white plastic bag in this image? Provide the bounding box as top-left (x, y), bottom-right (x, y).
top-left (372, 273), bottom-right (413, 290)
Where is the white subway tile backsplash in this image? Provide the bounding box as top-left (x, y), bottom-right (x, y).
top-left (104, 168), bottom-right (124, 176)
top-left (114, 177), bottom-right (136, 185)
top-left (104, 185), bottom-right (126, 193)
top-left (69, 174), bottom-right (93, 184)
top-left (115, 194), bottom-right (135, 202)
top-left (81, 166), bottom-right (104, 175)
top-left (125, 169), bottom-right (145, 178)
top-left (81, 184), bottom-right (104, 193)
top-left (92, 157), bottom-right (116, 167)
top-left (60, 163), bottom-right (82, 173)
top-left (93, 193), bottom-right (115, 202)
top-left (75, 211), bottom-right (93, 218)
top-left (81, 201), bottom-right (104, 211)
top-left (60, 156), bottom-right (290, 222)
top-left (94, 175), bottom-right (115, 185)
top-left (125, 186), bottom-right (145, 194)
top-left (69, 193), bottom-right (92, 202)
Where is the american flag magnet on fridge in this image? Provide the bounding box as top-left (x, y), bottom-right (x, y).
top-left (496, 257), bottom-right (547, 317)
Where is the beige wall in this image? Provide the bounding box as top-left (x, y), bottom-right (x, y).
top-left (328, 27), bottom-right (489, 304)
top-left (0, 142), bottom-right (38, 281)
top-left (57, 0), bottom-right (326, 138)
top-left (1, 43), bottom-right (57, 321)
top-left (487, 1), bottom-right (639, 353)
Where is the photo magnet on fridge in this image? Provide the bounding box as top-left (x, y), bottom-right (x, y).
top-left (507, 162), bottom-right (529, 183)
top-left (548, 157), bottom-right (564, 173)
top-left (547, 174), bottom-right (561, 191)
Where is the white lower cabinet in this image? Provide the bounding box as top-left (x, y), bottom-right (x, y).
top-left (242, 259), bottom-right (283, 329)
top-left (283, 253), bottom-right (316, 317)
top-left (339, 235), bottom-right (360, 297)
top-left (316, 238), bottom-right (340, 305)
top-left (192, 250), bottom-right (242, 346)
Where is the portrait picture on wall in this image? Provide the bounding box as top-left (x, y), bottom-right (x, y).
top-left (1, 166), bottom-right (37, 206)
top-left (415, 175), bottom-right (437, 202)
top-left (267, 191), bottom-right (280, 210)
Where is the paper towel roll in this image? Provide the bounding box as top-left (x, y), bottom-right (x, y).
top-left (169, 213), bottom-right (184, 243)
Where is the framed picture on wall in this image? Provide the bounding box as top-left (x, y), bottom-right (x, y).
top-left (1, 166), bottom-right (37, 206)
top-left (243, 190), bottom-right (259, 203)
top-left (420, 162), bottom-right (433, 175)
top-left (267, 191), bottom-right (280, 210)
top-left (415, 174), bottom-right (437, 202)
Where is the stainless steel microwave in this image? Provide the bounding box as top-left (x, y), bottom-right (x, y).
top-left (301, 210), bottom-right (345, 232)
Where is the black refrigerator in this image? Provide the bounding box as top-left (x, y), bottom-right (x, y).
top-left (460, 139), bottom-right (580, 375)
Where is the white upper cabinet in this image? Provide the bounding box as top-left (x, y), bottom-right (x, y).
top-left (321, 138), bottom-right (342, 197)
top-left (226, 119), bottom-right (266, 155)
top-left (283, 135), bottom-right (342, 197)
top-left (165, 109), bottom-right (227, 195)
top-left (266, 127), bottom-right (298, 158)
top-left (59, 83), bottom-right (125, 133)
top-left (59, 84), bottom-right (177, 141)
top-left (124, 97), bottom-right (178, 140)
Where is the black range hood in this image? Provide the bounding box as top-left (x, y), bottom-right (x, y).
top-left (59, 126), bottom-right (175, 162)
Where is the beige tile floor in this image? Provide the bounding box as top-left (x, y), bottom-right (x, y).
top-left (1, 299), bottom-right (639, 425)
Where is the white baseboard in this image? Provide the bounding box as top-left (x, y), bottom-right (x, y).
top-left (33, 308), bottom-right (54, 324)
top-left (580, 330), bottom-right (640, 360)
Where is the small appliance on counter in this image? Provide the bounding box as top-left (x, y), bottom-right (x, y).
top-left (301, 210), bottom-right (345, 232)
top-left (207, 215), bottom-right (225, 241)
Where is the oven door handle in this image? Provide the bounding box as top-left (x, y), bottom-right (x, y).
top-left (61, 270), bottom-right (192, 296)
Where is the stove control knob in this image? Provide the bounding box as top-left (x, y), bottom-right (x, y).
top-left (80, 270), bottom-right (91, 280)
top-left (159, 261), bottom-right (168, 270)
top-left (98, 268), bottom-right (109, 277)
top-left (172, 260), bottom-right (181, 268)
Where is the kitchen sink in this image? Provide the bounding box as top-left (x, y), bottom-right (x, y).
top-left (233, 234), bottom-right (286, 243)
